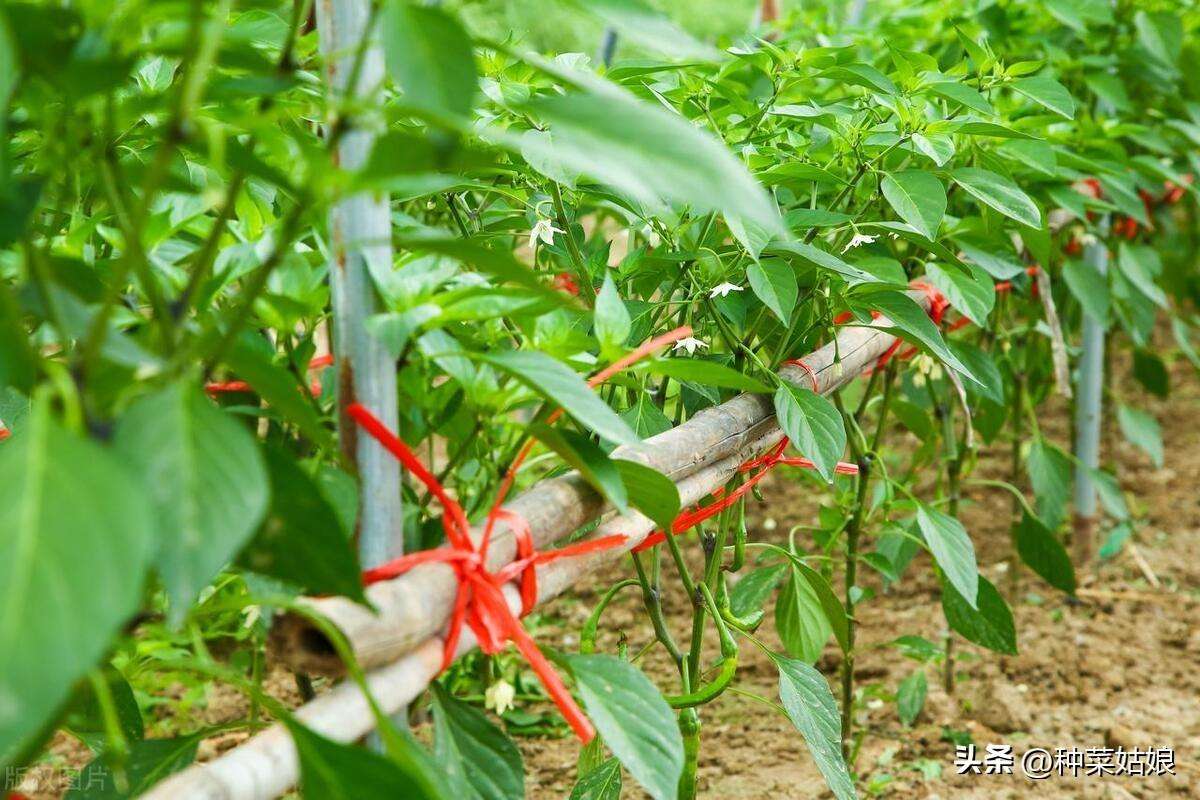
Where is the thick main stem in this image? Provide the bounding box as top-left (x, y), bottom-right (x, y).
top-left (1072, 234), bottom-right (1109, 566)
top-left (840, 457), bottom-right (871, 763)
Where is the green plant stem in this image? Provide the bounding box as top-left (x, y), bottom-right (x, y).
top-left (631, 551), bottom-right (685, 669)
top-left (840, 454), bottom-right (871, 763)
top-left (550, 182), bottom-right (596, 305)
top-left (677, 706), bottom-right (701, 800)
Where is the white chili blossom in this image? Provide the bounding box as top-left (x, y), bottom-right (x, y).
top-left (641, 224), bottom-right (662, 248)
top-left (529, 217), bottom-right (564, 249)
top-left (709, 282), bottom-right (744, 298)
top-left (672, 336), bottom-right (709, 355)
top-left (841, 232), bottom-right (878, 253)
top-left (485, 679), bottom-right (516, 716)
top-left (1078, 232), bottom-right (1098, 246)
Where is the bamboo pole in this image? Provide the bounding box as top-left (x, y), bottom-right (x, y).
top-left (143, 430), bottom-right (785, 800)
top-left (270, 309), bottom-right (922, 676)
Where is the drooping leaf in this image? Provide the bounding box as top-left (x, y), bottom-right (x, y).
top-left (614, 460), bottom-right (680, 532)
top-left (1117, 405), bottom-right (1163, 468)
top-left (532, 423), bottom-right (629, 514)
top-left (594, 273), bottom-right (632, 354)
top-left (916, 504), bottom-right (979, 609)
top-left (941, 574), bottom-right (1017, 655)
top-left (66, 734), bottom-right (201, 799)
top-left (773, 382), bottom-right (846, 482)
top-left (794, 561), bottom-right (850, 654)
top-left (951, 167), bottom-right (1043, 228)
top-left (0, 402), bottom-right (153, 764)
top-left (238, 444), bottom-right (365, 602)
top-left (223, 337), bottom-right (332, 449)
top-left (380, 1), bottom-right (477, 120)
top-left (849, 290), bottom-right (980, 384)
top-left (567, 654), bottom-right (683, 800)
top-left (475, 351), bottom-right (639, 447)
top-left (1025, 438), bottom-right (1071, 530)
top-left (881, 170), bottom-right (946, 240)
top-left (1116, 243), bottom-right (1168, 309)
top-left (774, 655), bottom-right (857, 800)
top-left (764, 239), bottom-right (875, 284)
top-left (747, 258), bottom-right (797, 323)
top-left (645, 359), bottom-right (772, 394)
top-left (114, 384), bottom-right (269, 621)
top-left (925, 261), bottom-right (994, 326)
top-left (1013, 512), bottom-right (1076, 595)
top-left (775, 565), bottom-right (833, 663)
top-left (431, 684), bottom-right (524, 800)
top-left (1063, 257), bottom-right (1109, 324)
top-left (946, 341), bottom-right (1004, 406)
top-left (896, 670), bottom-right (927, 727)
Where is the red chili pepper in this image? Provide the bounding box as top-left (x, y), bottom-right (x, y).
top-left (552, 272), bottom-right (580, 296)
top-left (1064, 237), bottom-right (1082, 256)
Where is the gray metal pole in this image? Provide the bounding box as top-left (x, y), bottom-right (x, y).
top-left (1072, 228), bottom-right (1108, 563)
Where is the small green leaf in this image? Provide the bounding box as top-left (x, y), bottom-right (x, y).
top-left (926, 82), bottom-right (994, 114)
top-left (941, 574), bottom-right (1017, 655)
top-left (475, 351), bottom-right (639, 447)
top-left (614, 460), bottom-right (680, 531)
top-left (1116, 244), bottom-right (1168, 309)
top-left (1011, 75), bottom-right (1075, 118)
top-left (774, 655), bottom-right (857, 800)
top-left (67, 734), bottom-right (201, 799)
top-left (381, 1), bottom-right (477, 120)
top-left (1063, 257), bottom-right (1109, 324)
top-left (881, 171), bottom-right (946, 240)
top-left (595, 273), bottom-right (632, 354)
top-left (747, 258), bottom-right (797, 323)
top-left (569, 757), bottom-right (622, 800)
top-left (917, 504), bottom-right (979, 609)
top-left (773, 382), bottom-right (846, 482)
top-left (619, 396), bottom-right (672, 439)
top-left (1013, 512), bottom-right (1076, 595)
top-left (1117, 405), bottom-right (1163, 468)
top-left (431, 684), bottom-right (524, 800)
top-left (951, 167), bottom-right (1043, 228)
top-left (775, 565), bottom-right (832, 663)
top-left (567, 654), bottom-right (683, 800)
top-left (896, 670), bottom-right (927, 727)
top-left (1026, 438), bottom-right (1071, 530)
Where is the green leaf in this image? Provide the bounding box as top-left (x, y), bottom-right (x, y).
top-left (286, 719), bottom-right (443, 799)
top-left (1010, 76), bottom-right (1075, 118)
top-left (881, 171), bottom-right (946, 240)
top-left (951, 167), bottom-right (1043, 228)
top-left (896, 670), bottom-right (927, 727)
top-left (774, 655), bottom-right (857, 800)
top-left (475, 351), bottom-right (639, 447)
top-left (223, 337), bottom-right (333, 449)
top-left (1026, 438), bottom-right (1071, 530)
top-left (563, 0), bottom-right (720, 61)
top-left (594, 273), bottom-right (632, 354)
top-left (1063, 258), bottom-right (1109, 324)
top-left (926, 82), bottom-right (994, 115)
top-left (747, 258), bottom-right (797, 323)
top-left (729, 563), bottom-right (788, 619)
top-left (1117, 405), bottom-right (1163, 468)
top-left (916, 504), bottom-right (978, 609)
top-left (66, 734), bottom-right (201, 799)
top-left (794, 561), bottom-right (850, 654)
top-left (0, 402), bottom-right (153, 764)
top-left (941, 574), bottom-right (1017, 655)
top-left (620, 396), bottom-right (672, 439)
top-left (1132, 349), bottom-right (1169, 398)
top-left (238, 444), bottom-right (365, 602)
top-left (532, 423), bottom-right (629, 514)
top-left (645, 359), bottom-right (772, 394)
top-left (614, 460), bottom-right (680, 532)
top-left (519, 86), bottom-right (784, 253)
top-left (1090, 467), bottom-right (1130, 521)
top-left (772, 383), bottom-right (846, 482)
top-left (1116, 244), bottom-right (1168, 309)
top-left (1135, 10), bottom-right (1182, 67)
top-left (764, 240), bottom-right (875, 284)
top-left (849, 290), bottom-right (979, 384)
top-left (380, 1), bottom-right (477, 120)
top-left (925, 261), bottom-right (994, 326)
top-left (775, 565), bottom-right (833, 663)
top-left (114, 384), bottom-right (268, 621)
top-left (1013, 512), bottom-right (1076, 595)
top-left (569, 757), bottom-right (622, 800)
top-left (0, 283), bottom-right (36, 393)
top-left (946, 341), bottom-right (1004, 406)
top-left (567, 654), bottom-right (683, 800)
top-left (431, 684), bottom-right (524, 800)
top-left (64, 670), bottom-right (144, 752)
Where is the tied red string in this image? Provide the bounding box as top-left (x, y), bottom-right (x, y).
top-left (205, 354), bottom-right (334, 396)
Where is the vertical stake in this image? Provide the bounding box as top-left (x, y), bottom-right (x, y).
top-left (317, 0), bottom-right (405, 731)
top-left (1072, 226), bottom-right (1108, 565)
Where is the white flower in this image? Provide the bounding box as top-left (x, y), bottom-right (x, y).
top-left (641, 224), bottom-right (662, 249)
top-left (841, 232), bottom-right (878, 253)
top-left (485, 679), bottom-right (516, 716)
top-left (1078, 232), bottom-right (1098, 246)
top-left (709, 282), bottom-right (744, 298)
top-left (672, 336), bottom-right (708, 355)
top-left (529, 217), bottom-right (564, 249)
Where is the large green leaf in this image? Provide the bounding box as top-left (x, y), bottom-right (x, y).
top-left (567, 654), bottom-right (683, 800)
top-left (747, 258), bottom-right (797, 323)
top-left (1063, 257), bottom-right (1109, 324)
top-left (941, 574), bottom-right (1017, 655)
top-left (569, 757), bottom-right (622, 800)
top-left (431, 684), bottom-right (524, 800)
top-left (380, 1), bottom-right (477, 120)
top-left (1117, 404), bottom-right (1163, 468)
top-left (223, 338), bottom-right (332, 448)
top-left (925, 261), bottom-right (994, 326)
top-left (764, 240), bottom-right (875, 284)
top-left (1025, 438), bottom-right (1071, 530)
top-left (773, 655), bottom-right (857, 800)
top-left (286, 719), bottom-right (443, 799)
top-left (594, 273), bottom-right (631, 354)
top-left (794, 561), bottom-right (849, 654)
top-left (951, 167), bottom-right (1042, 228)
top-left (238, 445), bottom-right (365, 602)
top-left (1013, 512), bottom-right (1076, 595)
top-left (1011, 75), bottom-right (1075, 118)
top-left (881, 171), bottom-right (946, 240)
top-left (66, 734), bottom-right (200, 799)
top-left (0, 403), bottom-right (153, 764)
top-left (519, 87), bottom-right (784, 252)
top-left (849, 290), bottom-right (979, 384)
top-left (775, 565), bottom-right (832, 663)
top-left (645, 359), bottom-right (772, 394)
top-left (773, 382), bottom-right (846, 483)
top-left (1116, 243), bottom-right (1168, 309)
top-left (474, 351), bottom-right (639, 447)
top-left (614, 460), bottom-right (680, 532)
top-left (916, 504), bottom-right (978, 609)
top-left (531, 423), bottom-right (629, 514)
top-left (114, 384), bottom-right (268, 621)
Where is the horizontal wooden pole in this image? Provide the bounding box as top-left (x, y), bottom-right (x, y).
top-left (271, 310), bottom-right (917, 676)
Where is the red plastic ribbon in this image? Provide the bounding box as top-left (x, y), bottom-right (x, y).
top-left (781, 358), bottom-right (820, 391)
